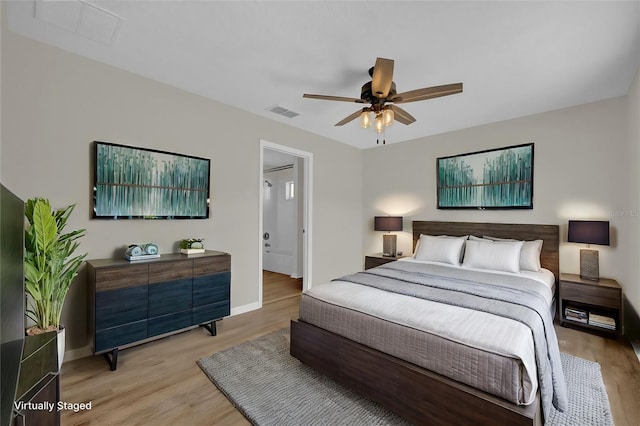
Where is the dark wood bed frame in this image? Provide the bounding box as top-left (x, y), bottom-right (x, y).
top-left (290, 221), bottom-right (559, 426)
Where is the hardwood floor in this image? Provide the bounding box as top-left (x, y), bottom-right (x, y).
top-left (60, 295), bottom-right (640, 426)
top-left (262, 270), bottom-right (302, 304)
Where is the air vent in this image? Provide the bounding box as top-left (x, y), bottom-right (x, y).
top-left (267, 105), bottom-right (300, 119)
top-left (34, 0), bottom-right (125, 45)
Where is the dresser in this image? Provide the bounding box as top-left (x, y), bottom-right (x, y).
top-left (87, 251), bottom-right (231, 370)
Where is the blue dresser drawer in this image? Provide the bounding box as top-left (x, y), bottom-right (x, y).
top-left (192, 301), bottom-right (230, 325)
top-left (95, 320), bottom-right (147, 352)
top-left (95, 285), bottom-right (148, 330)
top-left (193, 272), bottom-right (230, 307)
top-left (148, 278), bottom-right (192, 317)
top-left (148, 310), bottom-right (192, 337)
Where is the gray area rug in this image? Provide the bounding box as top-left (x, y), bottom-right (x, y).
top-left (197, 328), bottom-right (613, 426)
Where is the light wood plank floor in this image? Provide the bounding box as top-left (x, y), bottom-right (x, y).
top-left (263, 270), bottom-right (302, 304)
top-left (61, 296), bottom-right (640, 425)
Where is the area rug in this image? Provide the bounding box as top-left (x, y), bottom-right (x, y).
top-left (197, 328), bottom-right (613, 426)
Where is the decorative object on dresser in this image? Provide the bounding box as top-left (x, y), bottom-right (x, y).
top-left (437, 143), bottom-right (534, 209)
top-left (567, 220), bottom-right (610, 281)
top-left (374, 216), bottom-right (403, 257)
top-left (93, 141), bottom-right (210, 219)
top-left (124, 243), bottom-right (160, 261)
top-left (179, 238), bottom-right (205, 254)
top-left (23, 198), bottom-right (87, 370)
top-left (87, 251), bottom-right (231, 371)
top-left (365, 253), bottom-right (407, 270)
top-left (559, 273), bottom-right (622, 338)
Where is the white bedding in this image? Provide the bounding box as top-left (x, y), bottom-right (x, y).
top-left (301, 261), bottom-right (557, 406)
top-left (399, 257), bottom-right (556, 291)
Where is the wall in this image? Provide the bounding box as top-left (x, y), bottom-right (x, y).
top-left (625, 69), bottom-right (640, 337)
top-left (0, 4), bottom-right (3, 178)
top-left (363, 97), bottom-right (634, 309)
top-left (1, 31), bottom-right (363, 355)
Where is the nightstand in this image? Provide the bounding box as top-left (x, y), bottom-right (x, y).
top-left (559, 273), bottom-right (622, 338)
top-left (364, 253), bottom-right (408, 270)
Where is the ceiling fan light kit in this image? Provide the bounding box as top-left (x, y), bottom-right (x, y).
top-left (303, 57), bottom-right (463, 144)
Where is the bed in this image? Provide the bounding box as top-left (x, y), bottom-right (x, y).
top-left (290, 221), bottom-right (564, 426)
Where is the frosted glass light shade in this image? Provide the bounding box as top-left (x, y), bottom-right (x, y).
top-left (360, 111), bottom-right (371, 128)
top-left (374, 114), bottom-right (384, 133)
top-left (383, 108), bottom-right (394, 126)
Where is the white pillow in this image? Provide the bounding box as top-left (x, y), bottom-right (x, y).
top-left (483, 236), bottom-right (543, 272)
top-left (414, 235), bottom-right (467, 265)
top-left (462, 239), bottom-right (524, 273)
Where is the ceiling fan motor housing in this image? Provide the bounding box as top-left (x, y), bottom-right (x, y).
top-left (361, 81), bottom-right (397, 107)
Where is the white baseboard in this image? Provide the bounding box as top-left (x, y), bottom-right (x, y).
top-left (230, 301), bottom-right (262, 316)
top-left (62, 301), bottom-right (263, 363)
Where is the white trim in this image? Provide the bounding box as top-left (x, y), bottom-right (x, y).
top-left (259, 140), bottom-right (313, 306)
top-left (230, 301), bottom-right (262, 316)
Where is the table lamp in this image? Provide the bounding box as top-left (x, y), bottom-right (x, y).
top-left (374, 216), bottom-right (403, 257)
top-left (567, 220), bottom-right (610, 281)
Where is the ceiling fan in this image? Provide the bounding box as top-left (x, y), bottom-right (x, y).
top-left (303, 57), bottom-right (462, 143)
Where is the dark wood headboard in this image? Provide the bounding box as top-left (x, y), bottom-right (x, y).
top-left (412, 221), bottom-right (560, 282)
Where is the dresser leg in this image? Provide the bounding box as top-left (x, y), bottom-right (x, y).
top-left (103, 348), bottom-right (118, 371)
top-left (199, 321), bottom-right (217, 336)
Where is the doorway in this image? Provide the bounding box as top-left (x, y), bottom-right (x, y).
top-left (259, 140), bottom-right (312, 306)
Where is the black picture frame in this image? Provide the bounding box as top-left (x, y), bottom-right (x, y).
top-left (93, 141), bottom-right (210, 219)
top-left (437, 143), bottom-right (534, 210)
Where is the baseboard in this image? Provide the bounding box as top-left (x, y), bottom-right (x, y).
top-left (623, 295), bottom-right (640, 362)
top-left (231, 301), bottom-right (261, 316)
top-left (64, 345), bottom-right (92, 363)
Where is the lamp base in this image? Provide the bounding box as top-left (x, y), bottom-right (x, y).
top-left (382, 234), bottom-right (397, 257)
top-left (579, 249), bottom-right (600, 281)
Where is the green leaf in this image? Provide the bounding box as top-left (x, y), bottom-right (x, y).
top-left (23, 198), bottom-right (86, 330)
top-left (32, 201), bottom-right (57, 252)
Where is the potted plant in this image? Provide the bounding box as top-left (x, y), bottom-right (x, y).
top-left (24, 198), bottom-right (87, 368)
top-left (179, 238), bottom-right (205, 254)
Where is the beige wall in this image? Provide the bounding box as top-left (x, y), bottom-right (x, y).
top-left (363, 96), bottom-right (636, 311)
top-left (1, 31), bottom-right (362, 353)
top-left (625, 69), bottom-right (640, 316)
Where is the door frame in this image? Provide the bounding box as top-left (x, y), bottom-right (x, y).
top-left (259, 140), bottom-right (313, 305)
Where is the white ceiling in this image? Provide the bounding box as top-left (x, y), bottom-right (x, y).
top-left (5, 1), bottom-right (640, 149)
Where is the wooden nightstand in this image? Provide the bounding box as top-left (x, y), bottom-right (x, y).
top-left (364, 253), bottom-right (408, 270)
top-left (559, 273), bottom-right (622, 338)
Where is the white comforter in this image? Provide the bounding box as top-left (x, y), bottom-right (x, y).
top-left (303, 261), bottom-right (556, 405)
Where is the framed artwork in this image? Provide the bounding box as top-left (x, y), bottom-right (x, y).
top-left (437, 143), bottom-right (534, 209)
top-left (93, 141), bottom-right (210, 219)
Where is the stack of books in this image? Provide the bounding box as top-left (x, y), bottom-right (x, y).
top-left (564, 306), bottom-right (588, 323)
top-left (589, 313), bottom-right (616, 330)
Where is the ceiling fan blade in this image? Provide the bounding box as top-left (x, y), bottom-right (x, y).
top-left (335, 109), bottom-right (363, 126)
top-left (391, 83), bottom-right (463, 104)
top-left (303, 94), bottom-right (365, 104)
top-left (390, 105), bottom-right (416, 125)
top-left (371, 57), bottom-right (394, 99)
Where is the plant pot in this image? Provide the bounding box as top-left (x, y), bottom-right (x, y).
top-left (181, 248), bottom-right (205, 254)
top-left (57, 326), bottom-right (65, 370)
top-left (26, 325), bottom-right (65, 371)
